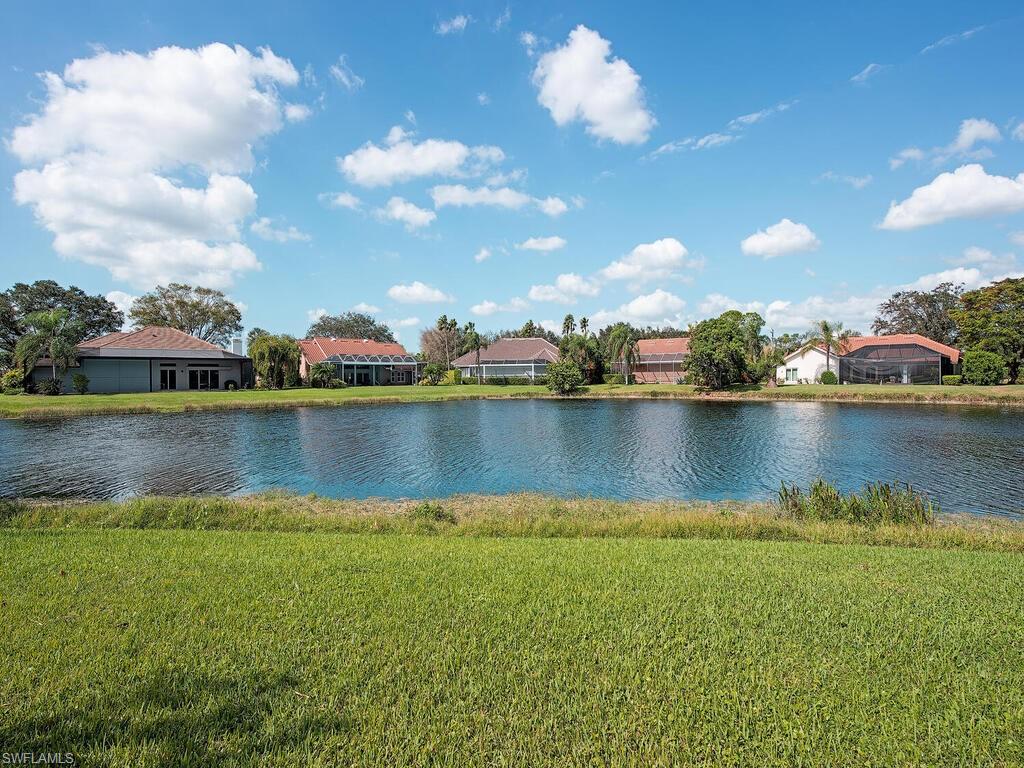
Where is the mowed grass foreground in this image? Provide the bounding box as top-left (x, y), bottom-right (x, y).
top-left (3, 381), bottom-right (1024, 418)
top-left (3, 499), bottom-right (1024, 765)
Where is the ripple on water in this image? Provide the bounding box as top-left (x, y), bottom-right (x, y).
top-left (0, 399), bottom-right (1022, 516)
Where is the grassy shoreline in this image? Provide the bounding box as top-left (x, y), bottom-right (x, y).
top-left (2, 381), bottom-right (1024, 418)
top-left (5, 492), bottom-right (1023, 551)
top-left (3, 510), bottom-right (1022, 764)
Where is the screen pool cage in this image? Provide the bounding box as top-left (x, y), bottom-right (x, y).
top-left (838, 343), bottom-right (954, 385)
top-left (322, 353), bottom-right (421, 385)
top-left (614, 352), bottom-right (687, 382)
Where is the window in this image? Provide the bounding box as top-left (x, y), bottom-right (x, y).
top-left (786, 367), bottom-right (798, 382)
top-left (187, 369), bottom-right (220, 390)
top-left (160, 369), bottom-right (176, 390)
top-left (392, 370), bottom-right (407, 384)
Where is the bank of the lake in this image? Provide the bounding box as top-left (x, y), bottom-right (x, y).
top-left (2, 381), bottom-right (1024, 419)
top-left (6, 492), bottom-right (1024, 551)
top-left (2, 507), bottom-right (1022, 765)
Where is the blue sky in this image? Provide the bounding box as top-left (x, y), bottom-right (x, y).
top-left (2, 1), bottom-right (1023, 349)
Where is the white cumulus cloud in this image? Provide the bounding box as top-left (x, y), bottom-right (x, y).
top-left (741, 219), bottom-right (821, 258)
top-left (880, 164), bottom-right (1024, 230)
top-left (322, 191), bottom-right (362, 210)
top-left (339, 130), bottom-right (504, 187)
top-left (531, 25), bottom-right (654, 145)
top-left (528, 273), bottom-right (599, 304)
top-left (10, 43), bottom-right (299, 288)
top-left (352, 302), bottom-right (381, 314)
top-left (374, 196), bottom-right (436, 230)
top-left (474, 247), bottom-right (492, 263)
top-left (600, 237), bottom-right (700, 283)
top-left (517, 236), bottom-right (567, 252)
top-left (250, 217), bottom-right (311, 242)
top-left (387, 281), bottom-right (454, 304)
top-left (470, 297), bottom-right (529, 316)
top-left (590, 289), bottom-right (687, 328)
top-left (284, 103), bottom-right (313, 122)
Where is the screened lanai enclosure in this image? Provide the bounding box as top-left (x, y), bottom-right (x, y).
top-left (838, 341), bottom-right (957, 385)
top-left (323, 352), bottom-right (421, 386)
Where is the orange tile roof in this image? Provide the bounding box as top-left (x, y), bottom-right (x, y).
top-left (79, 326), bottom-right (225, 351)
top-left (452, 337), bottom-right (559, 366)
top-left (299, 337), bottom-right (410, 364)
top-left (841, 334), bottom-right (960, 364)
top-left (636, 337), bottom-right (689, 356)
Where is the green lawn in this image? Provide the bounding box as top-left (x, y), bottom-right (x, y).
top-left (2, 526), bottom-right (1022, 766)
top-left (3, 381), bottom-right (1024, 418)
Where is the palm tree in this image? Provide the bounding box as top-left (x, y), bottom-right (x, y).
top-left (308, 361), bottom-right (336, 388)
top-left (436, 315), bottom-right (458, 368)
top-left (15, 308), bottom-right (83, 385)
top-left (562, 314), bottom-right (576, 337)
top-left (607, 324), bottom-right (639, 384)
top-left (579, 317), bottom-right (589, 337)
top-left (462, 322), bottom-right (482, 383)
top-left (806, 320), bottom-right (852, 378)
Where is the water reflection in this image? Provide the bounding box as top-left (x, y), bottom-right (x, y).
top-left (1, 400), bottom-right (1022, 516)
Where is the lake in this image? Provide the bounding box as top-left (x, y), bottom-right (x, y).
top-left (2, 399), bottom-right (1022, 515)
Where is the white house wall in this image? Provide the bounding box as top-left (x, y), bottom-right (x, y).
top-left (776, 348), bottom-right (834, 384)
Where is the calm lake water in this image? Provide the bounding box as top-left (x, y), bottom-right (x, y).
top-left (2, 399), bottom-right (1023, 515)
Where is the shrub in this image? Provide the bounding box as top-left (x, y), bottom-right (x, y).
top-left (546, 360), bottom-right (585, 395)
top-left (411, 501), bottom-right (456, 524)
top-left (327, 378), bottom-right (347, 389)
top-left (962, 350), bottom-right (1006, 386)
top-left (484, 376), bottom-right (507, 386)
top-left (224, 380), bottom-right (238, 391)
top-left (422, 363), bottom-right (444, 385)
top-left (71, 373), bottom-right (89, 394)
top-left (439, 369), bottom-right (462, 386)
top-left (777, 479), bottom-right (936, 525)
top-left (1, 370), bottom-right (24, 392)
top-left (35, 378), bottom-right (62, 396)
top-left (942, 375), bottom-right (962, 386)
top-left (308, 361), bottom-right (336, 388)
top-left (603, 373), bottom-right (625, 385)
top-left (819, 370), bottom-right (838, 385)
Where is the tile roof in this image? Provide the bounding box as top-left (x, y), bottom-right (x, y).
top-left (452, 337), bottom-right (559, 366)
top-left (636, 337), bottom-right (689, 356)
top-left (80, 326), bottom-right (226, 352)
top-left (841, 334), bottom-right (960, 364)
top-left (299, 337), bottom-right (410, 364)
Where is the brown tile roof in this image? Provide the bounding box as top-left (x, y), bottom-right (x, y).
top-left (637, 337), bottom-right (689, 356)
top-left (299, 337), bottom-right (410, 364)
top-left (79, 326), bottom-right (225, 351)
top-left (452, 337), bottom-right (559, 366)
top-left (841, 334), bottom-right (960, 364)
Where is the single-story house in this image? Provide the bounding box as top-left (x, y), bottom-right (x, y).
top-left (776, 333), bottom-right (960, 385)
top-left (838, 334), bottom-right (960, 385)
top-left (452, 337), bottom-right (559, 380)
top-left (621, 337), bottom-right (690, 383)
top-left (777, 344), bottom-right (833, 385)
top-left (30, 326), bottom-right (252, 393)
top-left (298, 337), bottom-right (420, 385)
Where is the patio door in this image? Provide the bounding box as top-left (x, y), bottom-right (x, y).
top-left (901, 365), bottom-right (909, 385)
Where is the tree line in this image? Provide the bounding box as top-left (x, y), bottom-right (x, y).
top-left (3, 276), bottom-right (1023, 393)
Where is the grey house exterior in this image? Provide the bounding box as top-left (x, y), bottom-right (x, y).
top-left (30, 326), bottom-right (252, 393)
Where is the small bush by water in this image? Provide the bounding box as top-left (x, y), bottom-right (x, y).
top-left (778, 479), bottom-right (936, 525)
